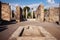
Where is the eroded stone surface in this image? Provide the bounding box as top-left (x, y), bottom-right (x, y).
top-left (1, 3), bottom-right (11, 21)
top-left (22, 26), bottom-right (44, 37)
top-left (9, 25), bottom-right (57, 40)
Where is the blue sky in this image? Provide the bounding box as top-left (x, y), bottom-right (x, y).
top-left (0, 0), bottom-right (60, 11)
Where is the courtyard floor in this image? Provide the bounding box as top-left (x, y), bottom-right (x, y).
top-left (0, 20), bottom-right (60, 40)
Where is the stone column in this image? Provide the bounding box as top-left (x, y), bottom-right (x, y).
top-left (26, 9), bottom-right (28, 19)
top-left (16, 6), bottom-right (20, 22)
top-left (49, 8), bottom-right (54, 22)
top-left (36, 4), bottom-right (44, 22)
top-left (23, 10), bottom-right (24, 17)
top-left (16, 6), bottom-right (22, 22)
top-left (39, 4), bottom-right (44, 22)
top-left (31, 8), bottom-right (33, 19)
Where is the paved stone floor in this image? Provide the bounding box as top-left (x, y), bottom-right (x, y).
top-left (0, 20), bottom-right (60, 40)
top-left (0, 23), bottom-right (21, 40)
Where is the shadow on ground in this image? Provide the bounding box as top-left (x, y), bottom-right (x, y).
top-left (0, 25), bottom-right (8, 32)
top-left (0, 20), bottom-right (17, 32)
top-left (0, 20), bottom-right (17, 25)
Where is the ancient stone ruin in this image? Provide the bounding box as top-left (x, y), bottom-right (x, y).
top-left (49, 7), bottom-right (59, 22)
top-left (36, 4), bottom-right (44, 22)
top-left (0, 1), bottom-right (60, 24)
top-left (9, 25), bottom-right (57, 40)
top-left (15, 6), bottom-right (22, 22)
top-left (0, 2), bottom-right (11, 21)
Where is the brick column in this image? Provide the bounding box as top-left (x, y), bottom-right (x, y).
top-left (1, 3), bottom-right (11, 21)
top-left (16, 6), bottom-right (20, 22)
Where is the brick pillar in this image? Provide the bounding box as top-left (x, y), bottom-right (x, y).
top-left (1, 3), bottom-right (11, 21)
top-left (40, 4), bottom-right (44, 22)
top-left (16, 6), bottom-right (20, 22)
top-left (16, 6), bottom-right (22, 22)
top-left (36, 4), bottom-right (44, 22)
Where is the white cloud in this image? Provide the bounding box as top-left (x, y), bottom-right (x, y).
top-left (15, 4), bottom-right (20, 6)
top-left (9, 2), bottom-right (59, 11)
top-left (45, 3), bottom-right (59, 9)
top-left (22, 3), bottom-right (39, 11)
top-left (9, 2), bottom-right (44, 11)
top-left (47, 0), bottom-right (55, 4)
top-left (45, 0), bottom-right (59, 9)
top-left (21, 2), bottom-right (43, 11)
top-left (9, 3), bottom-right (20, 10)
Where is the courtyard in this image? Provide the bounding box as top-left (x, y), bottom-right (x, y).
top-left (0, 20), bottom-right (60, 40)
top-left (0, 0), bottom-right (60, 40)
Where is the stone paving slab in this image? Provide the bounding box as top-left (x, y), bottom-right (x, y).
top-left (8, 25), bottom-right (57, 40)
top-left (0, 21), bottom-right (60, 40)
top-left (19, 21), bottom-right (60, 40)
top-left (17, 37), bottom-right (57, 40)
top-left (9, 27), bottom-right (24, 40)
top-left (17, 37), bottom-right (45, 40)
top-left (0, 23), bottom-right (20, 40)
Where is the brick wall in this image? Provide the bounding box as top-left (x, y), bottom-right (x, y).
top-left (1, 3), bottom-right (11, 21)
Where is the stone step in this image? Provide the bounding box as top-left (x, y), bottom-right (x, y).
top-left (17, 37), bottom-right (56, 40)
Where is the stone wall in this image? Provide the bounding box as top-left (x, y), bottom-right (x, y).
top-left (49, 7), bottom-right (59, 22)
top-left (36, 4), bottom-right (44, 22)
top-left (44, 10), bottom-right (49, 22)
top-left (15, 6), bottom-right (22, 22)
top-left (59, 4), bottom-right (60, 24)
top-left (0, 1), bottom-right (1, 20)
top-left (1, 3), bottom-right (11, 21)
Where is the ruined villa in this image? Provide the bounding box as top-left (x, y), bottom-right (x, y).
top-left (0, 1), bottom-right (60, 23)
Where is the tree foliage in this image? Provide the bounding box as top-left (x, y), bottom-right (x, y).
top-left (23, 6), bottom-right (30, 12)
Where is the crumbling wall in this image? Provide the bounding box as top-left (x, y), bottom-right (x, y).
top-left (1, 3), bottom-right (11, 21)
top-left (0, 1), bottom-right (1, 20)
top-left (36, 4), bottom-right (44, 22)
top-left (15, 6), bottom-right (22, 22)
top-left (49, 7), bottom-right (59, 22)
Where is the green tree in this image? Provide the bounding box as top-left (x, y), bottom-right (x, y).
top-left (28, 12), bottom-right (31, 18)
top-left (44, 9), bottom-right (47, 12)
top-left (23, 6), bottom-right (30, 18)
